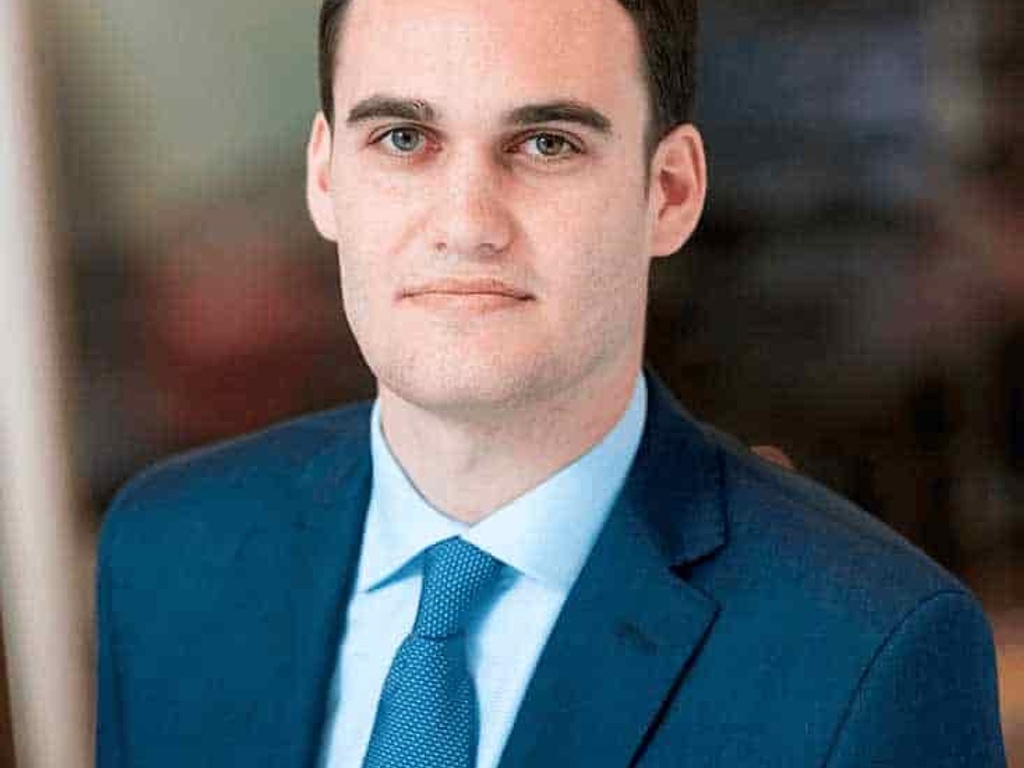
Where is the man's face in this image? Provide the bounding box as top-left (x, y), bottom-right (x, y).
top-left (308, 0), bottom-right (703, 417)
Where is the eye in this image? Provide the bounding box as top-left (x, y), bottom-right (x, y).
top-left (374, 126), bottom-right (429, 155)
top-left (520, 133), bottom-right (581, 160)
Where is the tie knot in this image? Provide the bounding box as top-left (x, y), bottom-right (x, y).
top-left (413, 537), bottom-right (502, 639)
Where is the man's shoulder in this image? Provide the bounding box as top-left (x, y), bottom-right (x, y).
top-left (634, 412), bottom-right (1003, 765)
top-left (695, 421), bottom-right (979, 637)
top-left (99, 401), bottom-right (373, 566)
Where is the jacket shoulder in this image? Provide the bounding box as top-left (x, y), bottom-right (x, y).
top-left (666, 424), bottom-right (1004, 763)
top-left (98, 401), bottom-right (372, 568)
top-left (700, 422), bottom-right (978, 634)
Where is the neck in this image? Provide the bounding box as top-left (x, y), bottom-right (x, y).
top-left (377, 364), bottom-right (641, 524)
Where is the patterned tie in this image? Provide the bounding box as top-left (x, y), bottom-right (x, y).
top-left (363, 537), bottom-right (503, 768)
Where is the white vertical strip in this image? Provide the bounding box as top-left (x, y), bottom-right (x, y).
top-left (0, 0), bottom-right (92, 766)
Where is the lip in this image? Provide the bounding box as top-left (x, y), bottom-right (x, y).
top-left (399, 278), bottom-right (533, 301)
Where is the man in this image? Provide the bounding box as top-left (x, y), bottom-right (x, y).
top-left (96, 0), bottom-right (1007, 765)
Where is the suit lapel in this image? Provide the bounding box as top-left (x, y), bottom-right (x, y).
top-left (205, 415), bottom-right (372, 768)
top-left (498, 371), bottom-right (727, 768)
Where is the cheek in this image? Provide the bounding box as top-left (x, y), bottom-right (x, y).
top-left (330, 150), bottom-right (426, 239)
top-left (335, 241), bottom-right (390, 333)
top-left (563, 224), bottom-right (651, 345)
top-left (334, 185), bottom-right (398, 250)
top-left (542, 194), bottom-right (649, 303)
top-left (331, 185), bottom-right (409, 307)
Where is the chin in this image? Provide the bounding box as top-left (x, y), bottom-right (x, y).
top-left (374, 353), bottom-right (562, 416)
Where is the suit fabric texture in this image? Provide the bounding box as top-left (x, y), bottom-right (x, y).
top-left (97, 371), bottom-right (1007, 767)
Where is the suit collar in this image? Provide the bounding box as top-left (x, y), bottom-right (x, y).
top-left (623, 367), bottom-right (727, 568)
top-left (294, 408), bottom-right (373, 533)
top-left (497, 367), bottom-right (727, 768)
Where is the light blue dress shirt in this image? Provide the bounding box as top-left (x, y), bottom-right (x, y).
top-left (319, 374), bottom-right (647, 768)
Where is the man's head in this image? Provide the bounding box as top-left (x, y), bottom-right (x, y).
top-left (318, 0), bottom-right (699, 167)
top-left (306, 0), bottom-right (705, 421)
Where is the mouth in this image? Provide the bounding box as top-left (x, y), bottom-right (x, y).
top-left (399, 278), bottom-right (534, 301)
top-left (399, 278), bottom-right (534, 316)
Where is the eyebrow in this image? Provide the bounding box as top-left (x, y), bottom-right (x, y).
top-left (344, 95), bottom-right (613, 135)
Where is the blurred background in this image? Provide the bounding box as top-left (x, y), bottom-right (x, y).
top-left (0, 0), bottom-right (1021, 764)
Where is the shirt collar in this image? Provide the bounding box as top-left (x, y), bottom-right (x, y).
top-left (356, 373), bottom-right (648, 594)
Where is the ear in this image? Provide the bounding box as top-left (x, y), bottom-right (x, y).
top-left (306, 111), bottom-right (338, 242)
top-left (647, 124), bottom-right (707, 258)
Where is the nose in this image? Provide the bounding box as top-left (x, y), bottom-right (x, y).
top-left (429, 149), bottom-right (514, 260)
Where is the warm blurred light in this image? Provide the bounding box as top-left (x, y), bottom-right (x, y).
top-left (994, 611), bottom-right (1024, 757)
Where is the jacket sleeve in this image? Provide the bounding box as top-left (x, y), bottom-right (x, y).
top-left (96, 512), bottom-right (125, 768)
top-left (824, 589), bottom-right (1007, 767)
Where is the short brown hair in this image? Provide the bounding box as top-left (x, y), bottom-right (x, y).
top-left (318, 0), bottom-right (699, 163)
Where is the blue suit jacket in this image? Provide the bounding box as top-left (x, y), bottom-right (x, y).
top-left (97, 371), bottom-right (1006, 767)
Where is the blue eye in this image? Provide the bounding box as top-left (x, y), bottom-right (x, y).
top-left (378, 127), bottom-right (426, 154)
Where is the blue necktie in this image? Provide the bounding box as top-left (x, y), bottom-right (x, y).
top-left (363, 537), bottom-right (503, 768)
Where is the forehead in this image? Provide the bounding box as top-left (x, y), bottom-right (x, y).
top-left (333, 0), bottom-right (648, 128)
